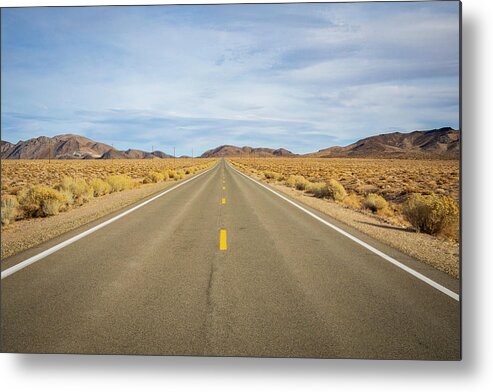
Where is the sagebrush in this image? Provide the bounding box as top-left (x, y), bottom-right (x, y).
top-left (403, 194), bottom-right (459, 235)
top-left (1, 195), bottom-right (19, 225)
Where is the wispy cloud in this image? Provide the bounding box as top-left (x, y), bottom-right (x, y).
top-left (1, 2), bottom-right (460, 154)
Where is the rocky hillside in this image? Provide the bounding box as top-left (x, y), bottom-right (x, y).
top-left (100, 149), bottom-right (173, 159)
top-left (1, 140), bottom-right (15, 156)
top-left (307, 127), bottom-right (459, 159)
top-left (1, 134), bottom-right (173, 159)
top-left (200, 145), bottom-right (295, 158)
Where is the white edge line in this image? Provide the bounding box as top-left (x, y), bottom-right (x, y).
top-left (229, 162), bottom-right (460, 302)
top-left (1, 164), bottom-right (217, 280)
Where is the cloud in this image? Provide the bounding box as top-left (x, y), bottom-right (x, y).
top-left (1, 2), bottom-right (459, 154)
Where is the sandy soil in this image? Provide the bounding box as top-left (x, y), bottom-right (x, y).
top-left (1, 173), bottom-right (204, 260)
top-left (258, 176), bottom-right (459, 279)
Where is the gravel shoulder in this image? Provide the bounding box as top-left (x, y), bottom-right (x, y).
top-left (253, 175), bottom-right (459, 279)
top-left (1, 172), bottom-right (205, 260)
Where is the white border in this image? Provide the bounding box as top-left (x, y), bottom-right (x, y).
top-left (2, 0), bottom-right (492, 390)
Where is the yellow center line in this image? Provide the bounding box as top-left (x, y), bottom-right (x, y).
top-left (222, 186), bottom-right (226, 190)
top-left (221, 197), bottom-right (226, 204)
top-left (219, 229), bottom-right (227, 250)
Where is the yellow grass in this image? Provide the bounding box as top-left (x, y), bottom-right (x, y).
top-left (1, 159), bottom-right (215, 196)
top-left (230, 157), bottom-right (459, 202)
top-left (1, 158), bottom-right (216, 225)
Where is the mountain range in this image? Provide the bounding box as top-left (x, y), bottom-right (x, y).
top-left (200, 145), bottom-right (295, 158)
top-left (305, 127), bottom-right (459, 159)
top-left (0, 134), bottom-right (173, 160)
top-left (1, 127), bottom-right (459, 160)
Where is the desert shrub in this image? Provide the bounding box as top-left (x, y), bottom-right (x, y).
top-left (402, 193), bottom-right (459, 235)
top-left (363, 193), bottom-right (388, 213)
top-left (174, 170), bottom-right (185, 180)
top-left (106, 175), bottom-right (134, 192)
top-left (160, 170), bottom-right (170, 181)
top-left (168, 170), bottom-right (177, 179)
top-left (307, 182), bottom-right (330, 198)
top-left (285, 175), bottom-right (310, 190)
top-left (90, 178), bottom-right (112, 197)
top-left (326, 179), bottom-right (347, 201)
top-left (57, 189), bottom-right (74, 211)
top-left (263, 171), bottom-right (281, 180)
top-left (17, 185), bottom-right (66, 217)
top-left (342, 193), bottom-right (362, 209)
top-left (143, 171), bottom-right (165, 184)
top-left (58, 177), bottom-right (93, 205)
top-left (285, 175), bottom-right (298, 188)
top-left (307, 179), bottom-right (347, 201)
top-left (41, 198), bottom-right (63, 216)
top-left (1, 195), bottom-right (19, 225)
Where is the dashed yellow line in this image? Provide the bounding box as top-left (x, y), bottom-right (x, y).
top-left (219, 229), bottom-right (227, 250)
top-left (222, 186), bottom-right (226, 190)
top-left (221, 197), bottom-right (226, 204)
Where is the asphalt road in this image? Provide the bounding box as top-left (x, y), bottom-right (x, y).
top-left (0, 159), bottom-right (460, 359)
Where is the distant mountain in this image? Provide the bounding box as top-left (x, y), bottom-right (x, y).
top-left (200, 145), bottom-right (296, 158)
top-left (153, 151), bottom-right (174, 159)
top-left (100, 149), bottom-right (173, 159)
top-left (1, 134), bottom-right (173, 160)
top-left (1, 134), bottom-right (113, 159)
top-left (2, 128), bottom-right (459, 160)
top-left (306, 127), bottom-right (459, 159)
top-left (1, 140), bottom-right (15, 156)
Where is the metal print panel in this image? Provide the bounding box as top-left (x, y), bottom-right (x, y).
top-left (0, 1), bottom-right (461, 359)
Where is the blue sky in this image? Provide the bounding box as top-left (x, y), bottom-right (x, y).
top-left (1, 2), bottom-right (460, 155)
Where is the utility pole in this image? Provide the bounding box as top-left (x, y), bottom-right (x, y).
top-left (48, 138), bottom-right (52, 164)
top-left (192, 148), bottom-right (194, 159)
top-left (112, 143), bottom-right (114, 164)
top-left (173, 147), bottom-right (176, 168)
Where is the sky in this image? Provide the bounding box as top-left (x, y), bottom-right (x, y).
top-left (1, 1), bottom-right (460, 155)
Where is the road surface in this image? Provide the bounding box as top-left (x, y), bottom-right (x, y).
top-left (1, 159), bottom-right (460, 359)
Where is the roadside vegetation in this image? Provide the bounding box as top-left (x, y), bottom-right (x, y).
top-left (231, 159), bottom-right (459, 241)
top-left (402, 194), bottom-right (459, 237)
top-left (1, 159), bottom-right (215, 227)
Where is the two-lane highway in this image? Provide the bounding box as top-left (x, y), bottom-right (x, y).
top-left (0, 159), bottom-right (460, 359)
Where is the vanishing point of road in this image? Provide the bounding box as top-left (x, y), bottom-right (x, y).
top-left (0, 159), bottom-right (460, 359)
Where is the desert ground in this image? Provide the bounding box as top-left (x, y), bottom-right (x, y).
top-left (229, 157), bottom-right (459, 203)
